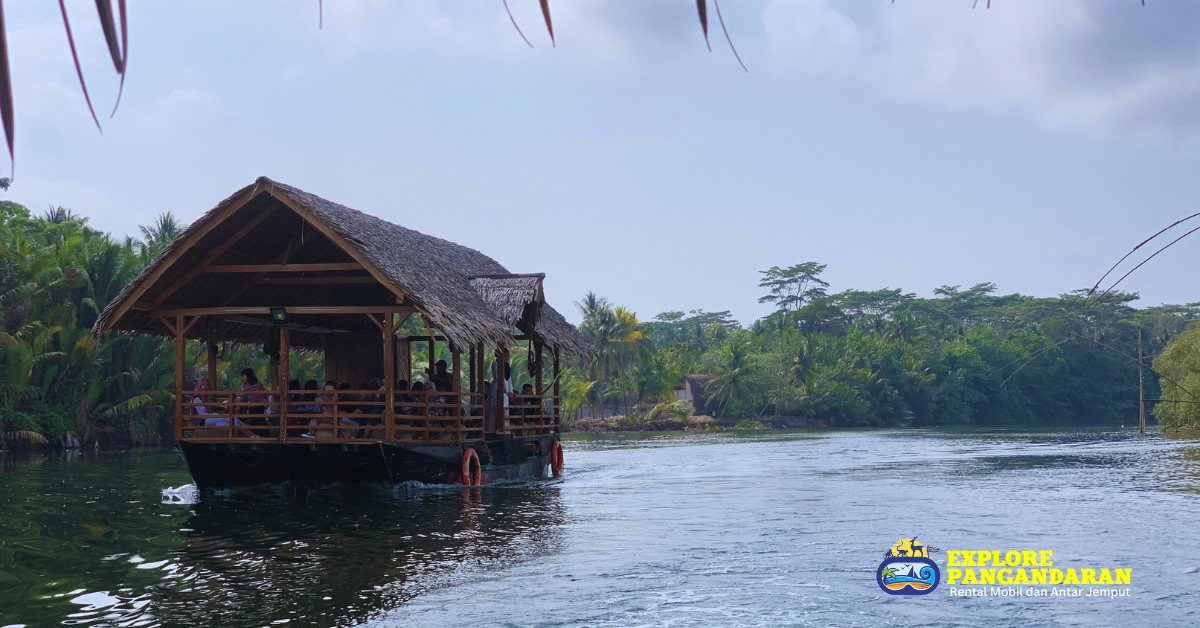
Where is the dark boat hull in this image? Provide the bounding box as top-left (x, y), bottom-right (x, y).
top-left (177, 438), bottom-right (558, 491)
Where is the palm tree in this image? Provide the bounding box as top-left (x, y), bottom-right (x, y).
top-left (704, 338), bottom-right (760, 417)
top-left (137, 212), bottom-right (186, 259)
top-left (574, 295), bottom-right (650, 415)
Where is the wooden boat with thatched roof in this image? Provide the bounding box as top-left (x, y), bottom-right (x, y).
top-left (94, 177), bottom-right (590, 490)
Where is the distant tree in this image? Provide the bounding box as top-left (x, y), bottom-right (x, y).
top-left (42, 206), bottom-right (82, 224)
top-left (758, 262), bottom-right (829, 313)
top-left (137, 212), bottom-right (186, 258)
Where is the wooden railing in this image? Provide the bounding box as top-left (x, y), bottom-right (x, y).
top-left (389, 390), bottom-right (485, 442)
top-left (501, 394), bottom-right (562, 438)
top-left (180, 389), bottom-right (560, 444)
top-left (181, 389), bottom-right (284, 440)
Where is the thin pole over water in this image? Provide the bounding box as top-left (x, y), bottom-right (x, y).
top-left (1138, 329), bottom-right (1146, 437)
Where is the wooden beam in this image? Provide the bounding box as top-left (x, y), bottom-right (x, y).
top-left (157, 316), bottom-right (178, 336)
top-left (174, 315), bottom-right (185, 441)
top-left (201, 263), bottom-right (363, 273)
top-left (256, 276), bottom-right (377, 285)
top-left (384, 313), bottom-right (395, 442)
top-left (402, 335), bottom-right (447, 343)
top-left (291, 306), bottom-right (414, 315)
top-left (426, 319), bottom-right (436, 384)
top-left (180, 315), bottom-right (202, 336)
top-left (365, 313), bottom-right (384, 331)
top-left (534, 340), bottom-right (543, 419)
top-left (476, 342), bottom-right (485, 402)
top-left (100, 185), bottom-right (269, 332)
top-left (553, 347), bottom-right (560, 432)
top-left (266, 188), bottom-right (418, 308)
top-left (206, 336), bottom-right (218, 390)
top-left (150, 204), bottom-right (278, 306)
top-left (469, 345), bottom-right (476, 395)
top-left (279, 326), bottom-right (289, 442)
top-left (150, 305), bottom-right (415, 318)
top-left (217, 230), bottom-right (301, 306)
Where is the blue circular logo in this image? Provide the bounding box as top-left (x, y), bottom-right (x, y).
top-left (877, 556), bottom-right (941, 595)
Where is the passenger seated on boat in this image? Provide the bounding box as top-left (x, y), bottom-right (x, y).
top-left (338, 382), bottom-right (359, 438)
top-left (295, 380), bottom-right (323, 413)
top-left (394, 379), bottom-right (416, 422)
top-left (521, 383), bottom-right (539, 419)
top-left (189, 376), bottom-right (213, 427)
top-left (289, 380), bottom-right (322, 437)
top-left (425, 380), bottom-right (446, 419)
top-left (308, 382), bottom-right (337, 438)
top-left (354, 379), bottom-right (384, 436)
top-left (284, 379), bottom-right (302, 428)
top-left (188, 377), bottom-right (239, 430)
top-left (428, 379), bottom-right (462, 439)
top-left (236, 368), bottom-right (272, 436)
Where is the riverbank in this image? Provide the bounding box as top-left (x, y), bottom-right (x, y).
top-left (561, 415), bottom-right (839, 432)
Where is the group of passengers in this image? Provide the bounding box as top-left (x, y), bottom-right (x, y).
top-left (186, 361), bottom-right (524, 438)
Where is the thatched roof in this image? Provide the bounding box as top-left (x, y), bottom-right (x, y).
top-left (472, 275), bottom-right (543, 328)
top-left (471, 274), bottom-right (593, 356)
top-left (94, 177), bottom-right (590, 355)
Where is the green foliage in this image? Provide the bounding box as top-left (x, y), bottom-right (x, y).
top-left (8, 403), bottom-right (73, 440)
top-left (1153, 323), bottom-right (1200, 428)
top-left (758, 262), bottom-right (829, 313)
top-left (0, 204), bottom-right (190, 444)
top-left (571, 262), bottom-right (1192, 427)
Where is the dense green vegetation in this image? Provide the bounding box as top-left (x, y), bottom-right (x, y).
top-left (2, 196), bottom-right (1196, 446)
top-left (1152, 324), bottom-right (1200, 429)
top-left (0, 199), bottom-right (180, 445)
top-left (565, 263), bottom-right (1199, 427)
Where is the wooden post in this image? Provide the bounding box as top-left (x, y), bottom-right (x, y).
top-left (428, 323), bottom-right (437, 382)
top-left (476, 342), bottom-right (485, 404)
top-left (174, 315), bottom-right (185, 441)
top-left (1139, 329), bottom-right (1146, 437)
top-left (206, 337), bottom-right (218, 389)
top-left (501, 349), bottom-right (510, 434)
top-left (279, 326), bottom-right (289, 441)
top-left (468, 345), bottom-right (476, 394)
top-left (452, 345), bottom-right (462, 441)
top-left (534, 340), bottom-right (543, 432)
top-left (553, 348), bottom-right (561, 434)
top-left (384, 313), bottom-right (395, 442)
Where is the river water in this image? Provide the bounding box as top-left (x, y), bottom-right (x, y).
top-left (2, 428), bottom-right (1199, 627)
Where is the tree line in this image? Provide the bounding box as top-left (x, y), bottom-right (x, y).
top-left (564, 262), bottom-right (1200, 427)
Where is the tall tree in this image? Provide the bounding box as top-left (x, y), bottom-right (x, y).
top-left (758, 262), bottom-right (829, 313)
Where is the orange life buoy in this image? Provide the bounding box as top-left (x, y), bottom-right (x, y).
top-left (550, 440), bottom-right (564, 476)
top-left (461, 448), bottom-right (482, 486)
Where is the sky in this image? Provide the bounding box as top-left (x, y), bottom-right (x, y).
top-left (4, 0), bottom-right (1200, 325)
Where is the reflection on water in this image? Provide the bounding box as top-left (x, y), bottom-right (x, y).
top-left (0, 450), bottom-right (564, 628)
top-left (5, 428), bottom-right (1200, 628)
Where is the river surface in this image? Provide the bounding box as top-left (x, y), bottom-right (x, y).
top-left (2, 428), bottom-right (1200, 627)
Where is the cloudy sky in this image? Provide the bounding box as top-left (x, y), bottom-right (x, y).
top-left (5, 0), bottom-right (1200, 324)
